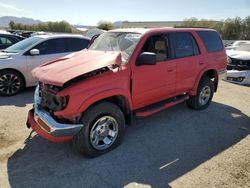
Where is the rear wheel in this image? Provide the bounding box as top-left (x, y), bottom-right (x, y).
top-left (0, 70), bottom-right (24, 96)
top-left (187, 77), bottom-right (214, 110)
top-left (73, 102), bottom-right (126, 158)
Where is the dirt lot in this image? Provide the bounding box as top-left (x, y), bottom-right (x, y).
top-left (0, 80), bottom-right (249, 188)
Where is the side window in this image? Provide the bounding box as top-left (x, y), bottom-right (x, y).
top-left (65, 38), bottom-right (89, 52)
top-left (141, 34), bottom-right (170, 62)
top-left (197, 31), bottom-right (224, 52)
top-left (6, 36), bottom-right (18, 44)
top-left (0, 36), bottom-right (12, 45)
top-left (0, 37), bottom-right (5, 44)
top-left (33, 38), bottom-right (66, 55)
top-left (172, 32), bottom-right (199, 58)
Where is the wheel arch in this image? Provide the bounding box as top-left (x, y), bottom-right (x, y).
top-left (192, 68), bottom-right (218, 95)
top-left (78, 93), bottom-right (133, 125)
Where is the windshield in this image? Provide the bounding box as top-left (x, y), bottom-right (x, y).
top-left (89, 32), bottom-right (142, 62)
top-left (235, 43), bottom-right (250, 52)
top-left (4, 37), bottom-right (43, 53)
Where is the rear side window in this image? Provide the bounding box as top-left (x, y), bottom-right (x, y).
top-left (171, 32), bottom-right (200, 58)
top-left (65, 38), bottom-right (89, 52)
top-left (197, 31), bottom-right (224, 52)
top-left (6, 36), bottom-right (18, 44)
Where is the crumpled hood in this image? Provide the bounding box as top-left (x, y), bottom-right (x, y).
top-left (32, 50), bottom-right (122, 86)
top-left (226, 50), bottom-right (250, 60)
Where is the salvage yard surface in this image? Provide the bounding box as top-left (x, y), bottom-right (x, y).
top-left (0, 80), bottom-right (249, 188)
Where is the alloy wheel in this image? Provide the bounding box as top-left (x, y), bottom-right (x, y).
top-left (90, 116), bottom-right (119, 150)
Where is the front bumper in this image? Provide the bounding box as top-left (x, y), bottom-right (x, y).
top-left (26, 86), bottom-right (84, 142)
top-left (224, 70), bottom-right (250, 86)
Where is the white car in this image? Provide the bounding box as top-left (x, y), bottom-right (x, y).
top-left (225, 40), bottom-right (250, 50)
top-left (226, 43), bottom-right (250, 86)
top-left (0, 34), bottom-right (90, 96)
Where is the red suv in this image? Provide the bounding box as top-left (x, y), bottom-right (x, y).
top-left (27, 28), bottom-right (227, 157)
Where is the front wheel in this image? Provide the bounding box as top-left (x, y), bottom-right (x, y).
top-left (187, 77), bottom-right (214, 110)
top-left (73, 102), bottom-right (126, 158)
top-left (0, 70), bottom-right (25, 96)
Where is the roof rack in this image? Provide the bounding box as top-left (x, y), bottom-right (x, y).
top-left (174, 26), bottom-right (210, 28)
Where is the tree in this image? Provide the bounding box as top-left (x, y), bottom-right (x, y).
top-left (221, 17), bottom-right (243, 40)
top-left (7, 21), bottom-right (72, 33)
top-left (242, 16), bottom-right (250, 39)
top-left (9, 21), bottom-right (15, 29)
top-left (181, 16), bottom-right (250, 40)
top-left (97, 21), bottom-right (114, 31)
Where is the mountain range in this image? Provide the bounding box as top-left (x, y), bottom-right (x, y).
top-left (0, 16), bottom-right (42, 27)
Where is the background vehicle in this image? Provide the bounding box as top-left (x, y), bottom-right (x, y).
top-left (27, 28), bottom-right (227, 157)
top-left (0, 33), bottom-right (24, 50)
top-left (0, 34), bottom-right (90, 96)
top-left (226, 43), bottom-right (250, 85)
top-left (225, 40), bottom-right (250, 50)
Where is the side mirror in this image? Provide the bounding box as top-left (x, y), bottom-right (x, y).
top-left (30, 49), bottom-right (40, 55)
top-left (137, 52), bottom-right (156, 66)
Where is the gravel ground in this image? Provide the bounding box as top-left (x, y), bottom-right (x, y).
top-left (0, 80), bottom-right (249, 188)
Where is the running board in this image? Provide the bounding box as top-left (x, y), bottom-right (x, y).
top-left (135, 95), bottom-right (189, 117)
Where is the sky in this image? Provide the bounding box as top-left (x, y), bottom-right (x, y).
top-left (0, 0), bottom-right (249, 25)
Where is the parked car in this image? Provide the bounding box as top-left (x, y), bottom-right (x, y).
top-left (27, 28), bottom-right (227, 157)
top-left (225, 40), bottom-right (250, 50)
top-left (0, 33), bottom-right (24, 50)
top-left (225, 43), bottom-right (250, 85)
top-left (0, 34), bottom-right (90, 96)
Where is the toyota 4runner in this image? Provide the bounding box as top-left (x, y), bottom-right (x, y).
top-left (27, 28), bottom-right (227, 157)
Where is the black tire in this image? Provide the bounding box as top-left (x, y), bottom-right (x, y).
top-left (73, 102), bottom-right (126, 158)
top-left (0, 70), bottom-right (25, 96)
top-left (186, 76), bottom-right (214, 110)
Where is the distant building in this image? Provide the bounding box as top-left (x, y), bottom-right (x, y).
top-left (114, 21), bottom-right (183, 28)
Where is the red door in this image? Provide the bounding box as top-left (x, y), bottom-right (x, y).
top-left (131, 34), bottom-right (176, 109)
top-left (169, 32), bottom-right (201, 94)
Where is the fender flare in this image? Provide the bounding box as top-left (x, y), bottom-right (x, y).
top-left (190, 66), bottom-right (219, 95)
top-left (77, 88), bottom-right (132, 114)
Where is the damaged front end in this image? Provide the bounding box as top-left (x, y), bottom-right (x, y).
top-left (227, 57), bottom-right (250, 71)
top-left (39, 83), bottom-right (68, 112)
top-left (26, 85), bottom-right (84, 142)
top-left (226, 57), bottom-right (250, 85)
top-left (27, 50), bottom-right (124, 142)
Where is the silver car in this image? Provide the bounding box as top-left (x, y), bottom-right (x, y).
top-left (0, 34), bottom-right (90, 96)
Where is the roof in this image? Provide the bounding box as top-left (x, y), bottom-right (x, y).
top-left (109, 27), bottom-right (215, 34)
top-left (0, 30), bottom-right (10, 34)
top-left (33, 34), bottom-right (90, 40)
top-left (120, 21), bottom-right (183, 28)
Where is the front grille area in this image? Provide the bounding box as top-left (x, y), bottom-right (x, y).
top-left (38, 83), bottom-right (67, 112)
top-left (227, 57), bottom-right (250, 71)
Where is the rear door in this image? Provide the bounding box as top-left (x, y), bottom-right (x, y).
top-left (169, 32), bottom-right (201, 94)
top-left (25, 38), bottom-right (69, 85)
top-left (132, 33), bottom-right (176, 109)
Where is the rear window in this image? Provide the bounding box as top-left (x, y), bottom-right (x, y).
top-left (197, 31), bottom-right (224, 53)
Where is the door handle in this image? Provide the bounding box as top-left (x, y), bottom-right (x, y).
top-left (167, 69), bottom-right (174, 72)
top-left (199, 62), bottom-right (205, 65)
